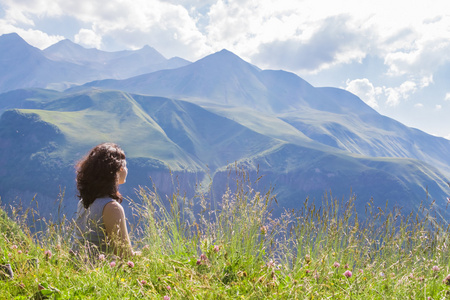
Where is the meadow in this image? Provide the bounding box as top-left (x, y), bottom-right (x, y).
top-left (1, 169), bottom-right (450, 299)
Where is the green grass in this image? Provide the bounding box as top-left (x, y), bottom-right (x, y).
top-left (1, 169), bottom-right (450, 299)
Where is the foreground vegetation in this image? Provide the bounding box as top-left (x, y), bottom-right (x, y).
top-left (1, 170), bottom-right (450, 299)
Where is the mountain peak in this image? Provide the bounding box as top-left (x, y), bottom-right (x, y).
top-left (44, 38), bottom-right (85, 51)
top-left (197, 49), bottom-right (259, 72)
top-left (0, 32), bottom-right (30, 47)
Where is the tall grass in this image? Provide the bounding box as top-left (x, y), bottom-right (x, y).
top-left (1, 169), bottom-right (450, 299)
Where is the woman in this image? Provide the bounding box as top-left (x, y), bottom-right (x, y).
top-left (72, 143), bottom-right (137, 258)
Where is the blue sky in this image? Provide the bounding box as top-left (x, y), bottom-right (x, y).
top-left (1, 0), bottom-right (450, 138)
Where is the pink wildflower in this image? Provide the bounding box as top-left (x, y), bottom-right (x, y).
top-left (141, 280), bottom-right (147, 285)
top-left (443, 274), bottom-right (450, 285)
top-left (196, 259), bottom-right (201, 265)
top-left (166, 285), bottom-right (171, 290)
top-left (11, 245), bottom-right (18, 249)
top-left (164, 296), bottom-right (170, 300)
top-left (98, 254), bottom-right (105, 260)
top-left (110, 261), bottom-right (116, 267)
top-left (17, 250), bottom-right (22, 254)
top-left (432, 265), bottom-right (440, 272)
top-left (44, 250), bottom-right (52, 259)
top-left (333, 262), bottom-right (340, 268)
top-left (304, 254), bottom-right (311, 263)
top-left (213, 245), bottom-right (220, 253)
top-left (260, 225), bottom-right (268, 235)
top-left (344, 270), bottom-right (352, 278)
top-left (200, 253), bottom-right (207, 261)
top-left (127, 261), bottom-right (135, 268)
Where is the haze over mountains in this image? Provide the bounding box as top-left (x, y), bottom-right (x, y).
top-left (0, 33), bottom-right (189, 93)
top-left (1, 32), bottom-right (449, 220)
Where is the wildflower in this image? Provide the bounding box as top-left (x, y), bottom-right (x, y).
top-left (333, 262), bottom-right (340, 268)
top-left (313, 271), bottom-right (320, 280)
top-left (432, 266), bottom-right (440, 272)
top-left (305, 254), bottom-right (311, 264)
top-left (443, 274), bottom-right (450, 285)
top-left (141, 280), bottom-right (147, 285)
top-left (98, 254), bottom-right (105, 260)
top-left (344, 263), bottom-right (349, 269)
top-left (127, 261), bottom-right (135, 268)
top-left (305, 269), bottom-right (311, 274)
top-left (196, 259), bottom-right (201, 265)
top-left (267, 260), bottom-right (276, 268)
top-left (200, 253), bottom-right (207, 261)
top-left (44, 250), bottom-right (52, 259)
top-left (164, 296), bottom-right (170, 300)
top-left (17, 250), bottom-right (22, 254)
top-left (380, 272), bottom-right (385, 277)
top-left (260, 226), bottom-right (268, 235)
top-left (344, 270), bottom-right (352, 278)
top-left (11, 245), bottom-right (18, 249)
top-left (213, 245), bottom-right (220, 253)
top-left (110, 261), bottom-right (116, 268)
top-left (166, 285), bottom-right (171, 290)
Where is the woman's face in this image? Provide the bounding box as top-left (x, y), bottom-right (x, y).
top-left (118, 160), bottom-right (128, 185)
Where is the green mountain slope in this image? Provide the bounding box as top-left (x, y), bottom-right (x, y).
top-left (1, 89), bottom-right (449, 220)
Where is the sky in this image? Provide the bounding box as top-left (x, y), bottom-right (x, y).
top-left (1, 0), bottom-right (450, 138)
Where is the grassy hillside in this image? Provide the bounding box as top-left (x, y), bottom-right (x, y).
top-left (1, 180), bottom-right (450, 299)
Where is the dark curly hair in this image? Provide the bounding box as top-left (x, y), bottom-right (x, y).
top-left (76, 143), bottom-right (126, 209)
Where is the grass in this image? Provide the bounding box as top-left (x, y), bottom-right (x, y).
top-left (1, 168), bottom-right (450, 299)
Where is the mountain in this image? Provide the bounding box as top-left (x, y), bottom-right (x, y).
top-left (76, 49), bottom-right (450, 177)
top-left (43, 39), bottom-right (190, 79)
top-left (0, 89), bottom-right (448, 220)
top-left (0, 33), bottom-right (95, 92)
top-left (1, 34), bottom-right (449, 221)
top-left (0, 33), bottom-right (191, 93)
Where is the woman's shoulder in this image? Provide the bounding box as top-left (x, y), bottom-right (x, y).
top-left (103, 199), bottom-right (124, 216)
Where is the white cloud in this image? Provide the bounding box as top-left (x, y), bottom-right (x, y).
top-left (345, 78), bottom-right (381, 109)
top-left (384, 81), bottom-right (417, 107)
top-left (414, 103), bottom-right (424, 108)
top-left (74, 28), bottom-right (102, 49)
top-left (445, 93), bottom-right (450, 101)
top-left (435, 104), bottom-right (442, 110)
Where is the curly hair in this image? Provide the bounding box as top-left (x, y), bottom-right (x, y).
top-left (76, 143), bottom-right (126, 209)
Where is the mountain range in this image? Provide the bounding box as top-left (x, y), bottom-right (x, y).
top-left (0, 32), bottom-right (449, 220)
top-left (0, 33), bottom-right (189, 93)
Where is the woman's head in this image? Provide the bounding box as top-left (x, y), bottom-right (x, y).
top-left (76, 143), bottom-right (127, 208)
